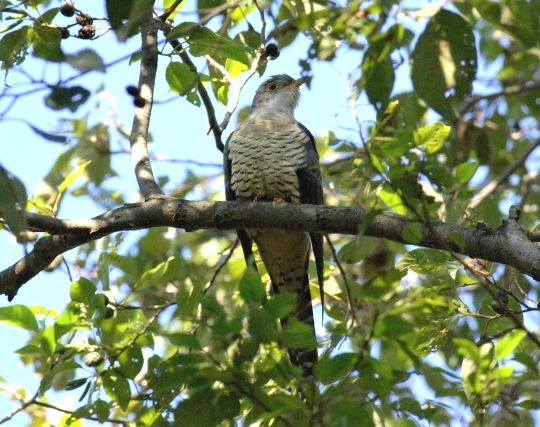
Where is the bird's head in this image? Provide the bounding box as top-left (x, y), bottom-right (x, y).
top-left (250, 74), bottom-right (307, 118)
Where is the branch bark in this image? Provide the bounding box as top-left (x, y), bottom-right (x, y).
top-left (1, 201), bottom-right (539, 301)
top-left (129, 10), bottom-right (163, 198)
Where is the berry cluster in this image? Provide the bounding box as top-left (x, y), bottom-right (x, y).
top-left (59, 2), bottom-right (96, 39)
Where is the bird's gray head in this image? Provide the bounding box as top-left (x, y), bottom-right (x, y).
top-left (250, 74), bottom-right (307, 118)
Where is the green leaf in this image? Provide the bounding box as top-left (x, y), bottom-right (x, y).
top-left (65, 49), bottom-right (105, 72)
top-left (495, 329), bottom-right (526, 360)
top-left (279, 318), bottom-right (317, 350)
top-left (188, 27), bottom-right (253, 66)
top-left (28, 123), bottom-right (68, 143)
top-left (239, 267), bottom-right (264, 304)
top-left (197, 0), bottom-right (225, 21)
top-left (379, 186), bottom-right (408, 215)
top-left (102, 370), bottom-right (131, 410)
top-left (397, 248), bottom-right (456, 274)
top-left (248, 306), bottom-right (277, 343)
top-left (136, 256), bottom-right (182, 289)
top-left (15, 344), bottom-right (45, 356)
top-left (92, 400), bottom-right (111, 422)
top-left (118, 345), bottom-right (144, 378)
top-left (513, 351), bottom-right (538, 373)
top-left (174, 390), bottom-right (240, 426)
top-left (0, 165), bottom-right (27, 236)
top-left (411, 9), bottom-right (477, 119)
top-left (0, 305), bottom-right (38, 331)
top-left (517, 399), bottom-right (540, 410)
top-left (165, 332), bottom-right (201, 349)
top-left (0, 25), bottom-right (29, 69)
top-left (165, 62), bottom-right (198, 95)
top-left (106, 0), bottom-right (153, 41)
top-left (455, 162), bottom-right (478, 184)
top-left (45, 86), bottom-right (90, 112)
top-left (362, 48), bottom-right (395, 111)
top-left (264, 293), bottom-right (296, 319)
top-left (315, 352), bottom-right (358, 384)
top-left (165, 21), bottom-right (199, 41)
top-left (39, 360), bottom-right (80, 395)
top-left (337, 236), bottom-right (374, 264)
top-left (413, 122), bottom-right (450, 154)
top-left (65, 378), bottom-right (87, 391)
top-left (40, 325), bottom-right (57, 355)
top-left (58, 160), bottom-right (91, 195)
top-left (30, 22), bottom-right (64, 62)
top-left (70, 277), bottom-right (97, 305)
top-left (55, 303), bottom-right (82, 338)
top-left (401, 222), bottom-right (424, 244)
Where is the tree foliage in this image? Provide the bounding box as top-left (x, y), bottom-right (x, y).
top-left (1, 0), bottom-right (540, 425)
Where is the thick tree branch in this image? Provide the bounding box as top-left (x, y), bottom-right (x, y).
top-left (1, 201), bottom-right (539, 301)
top-left (129, 10), bottom-right (163, 198)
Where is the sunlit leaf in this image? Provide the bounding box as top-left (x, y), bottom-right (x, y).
top-left (69, 277), bottom-right (97, 305)
top-left (0, 165), bottom-right (27, 236)
top-left (412, 9), bottom-right (477, 119)
top-left (118, 345), bottom-right (144, 378)
top-left (239, 267), bottom-right (264, 304)
top-left (165, 62), bottom-right (198, 95)
top-left (495, 329), bottom-right (526, 360)
top-left (0, 305), bottom-right (38, 331)
top-left (102, 370), bottom-right (131, 410)
top-left (413, 122), bottom-right (450, 154)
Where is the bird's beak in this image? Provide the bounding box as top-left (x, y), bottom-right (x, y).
top-left (291, 77), bottom-right (308, 88)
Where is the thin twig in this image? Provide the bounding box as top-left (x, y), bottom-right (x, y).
top-left (325, 235), bottom-right (358, 325)
top-left (203, 238), bottom-right (239, 294)
top-left (460, 80), bottom-right (540, 114)
top-left (111, 302), bottom-right (174, 360)
top-left (109, 147), bottom-right (221, 168)
top-left (0, 391), bottom-right (38, 425)
top-left (31, 400), bottom-right (130, 425)
top-left (159, 0), bottom-right (184, 21)
top-left (462, 139), bottom-right (540, 222)
top-left (169, 39), bottom-right (224, 152)
top-left (214, 3), bottom-right (266, 132)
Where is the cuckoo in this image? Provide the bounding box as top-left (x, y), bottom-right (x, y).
top-left (224, 74), bottom-right (324, 376)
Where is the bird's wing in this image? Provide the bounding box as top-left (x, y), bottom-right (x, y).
top-left (224, 133), bottom-right (256, 268)
top-left (295, 122), bottom-right (324, 308)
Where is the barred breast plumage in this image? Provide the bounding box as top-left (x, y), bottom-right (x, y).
top-left (227, 117), bottom-right (310, 203)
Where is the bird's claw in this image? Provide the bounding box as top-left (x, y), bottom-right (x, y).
top-left (273, 196), bottom-right (285, 206)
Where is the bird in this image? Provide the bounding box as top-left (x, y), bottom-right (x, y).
top-left (223, 74), bottom-right (324, 376)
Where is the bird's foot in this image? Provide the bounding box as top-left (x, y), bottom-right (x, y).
top-left (273, 196), bottom-right (285, 206)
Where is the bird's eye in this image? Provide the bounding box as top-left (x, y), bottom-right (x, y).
top-left (268, 82), bottom-right (278, 91)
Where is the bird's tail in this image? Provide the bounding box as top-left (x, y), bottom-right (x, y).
top-left (275, 272), bottom-right (318, 377)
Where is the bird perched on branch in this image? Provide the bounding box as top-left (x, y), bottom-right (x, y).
top-left (224, 74), bottom-right (324, 376)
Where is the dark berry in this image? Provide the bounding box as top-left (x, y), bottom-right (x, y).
top-left (60, 27), bottom-right (70, 39)
top-left (491, 302), bottom-right (506, 315)
top-left (76, 13), bottom-right (93, 26)
top-left (104, 307), bottom-right (115, 319)
top-left (496, 290), bottom-right (509, 304)
top-left (133, 96), bottom-right (146, 108)
top-left (264, 43), bottom-right (280, 59)
top-left (77, 25), bottom-right (95, 39)
top-left (60, 3), bottom-right (75, 17)
top-left (126, 85), bottom-right (139, 96)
